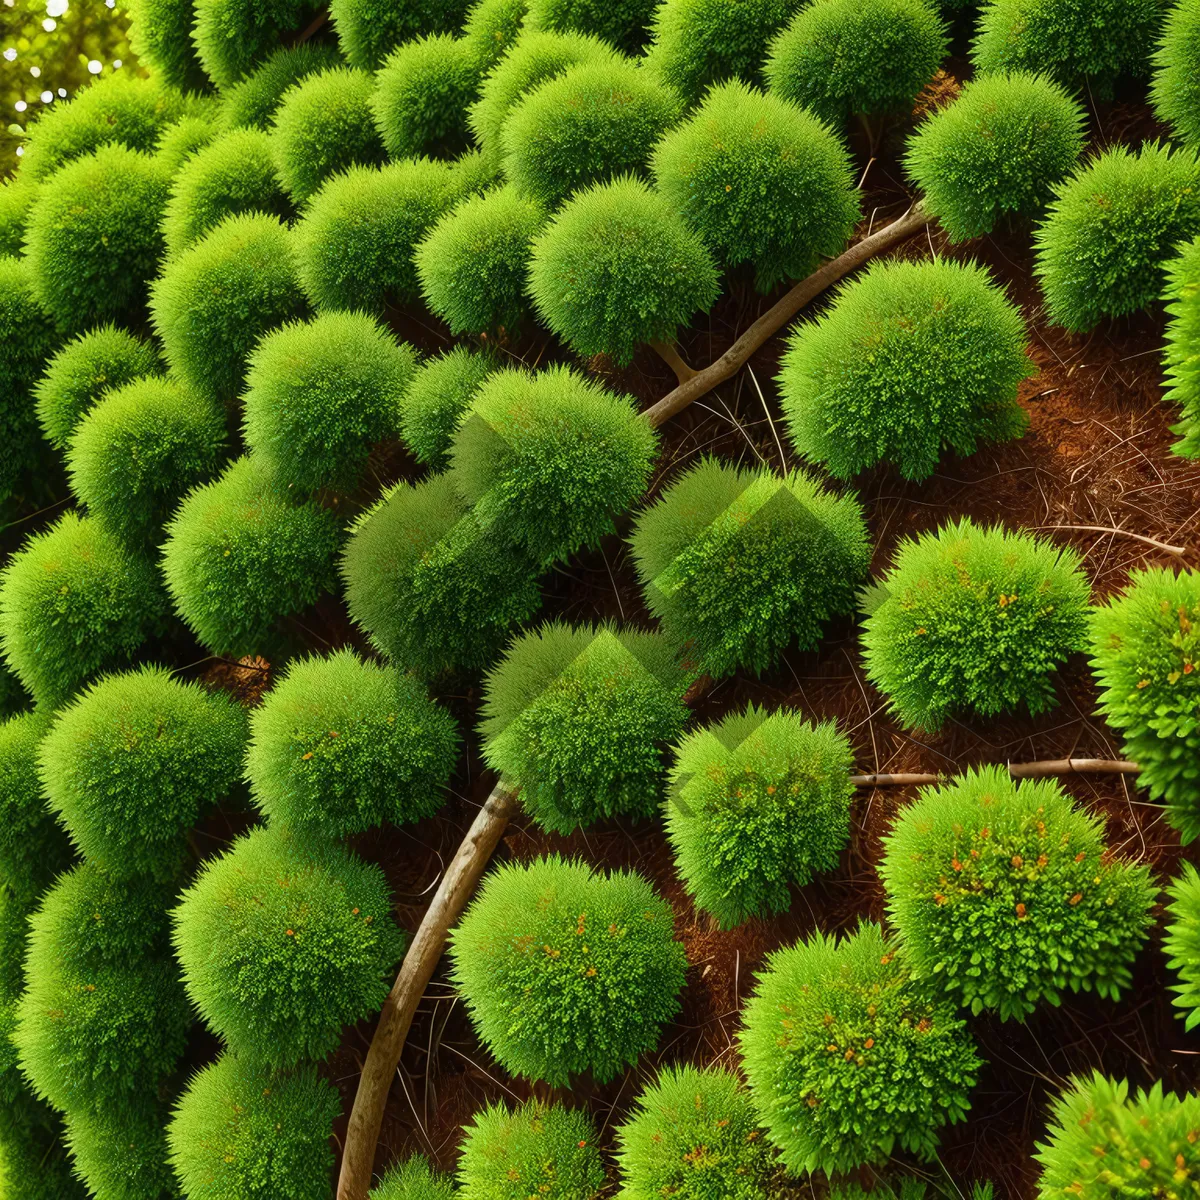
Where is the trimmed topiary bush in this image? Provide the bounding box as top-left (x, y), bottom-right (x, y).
top-left (40, 666), bottom-right (248, 881)
top-left (481, 622), bottom-right (689, 832)
top-left (904, 72), bottom-right (1086, 241)
top-left (861, 519), bottom-right (1092, 730)
top-left (172, 825), bottom-right (406, 1066)
top-left (458, 1100), bottom-right (605, 1200)
top-left (739, 922), bottom-right (979, 1174)
top-left (615, 1065), bottom-right (779, 1200)
top-left (1166, 862), bottom-right (1200, 1032)
top-left (630, 459), bottom-right (871, 679)
top-left (1153, 1), bottom-right (1200, 147)
top-left (241, 312), bottom-right (417, 493)
top-left (372, 1156), bottom-right (456, 1200)
top-left (667, 705), bottom-right (854, 928)
top-left (652, 80), bottom-right (858, 291)
top-left (778, 258), bottom-right (1033, 481)
top-left (216, 43), bottom-right (346, 132)
top-left (246, 649), bottom-right (459, 837)
top-left (400, 347), bottom-right (499, 468)
top-left (1090, 567), bottom-right (1200, 842)
top-left (527, 0), bottom-right (655, 53)
top-left (328, 0), bottom-right (471, 70)
top-left (64, 1100), bottom-right (176, 1200)
top-left (192, 0), bottom-right (323, 89)
top-left (529, 176), bottom-right (720, 365)
top-left (127, 0), bottom-right (208, 91)
top-left (167, 1053), bottom-right (340, 1200)
top-left (464, 0), bottom-right (530, 71)
top-left (1164, 235), bottom-right (1200, 459)
top-left (155, 114), bottom-right (218, 175)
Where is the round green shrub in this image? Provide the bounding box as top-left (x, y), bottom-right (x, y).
top-left (449, 364), bottom-right (657, 566)
top-left (739, 922), bottom-right (979, 1175)
top-left (416, 186), bottom-right (546, 335)
top-left (241, 312), bottom-right (417, 493)
top-left (192, 0), bottom-right (323, 89)
top-left (1035, 1072), bottom-right (1200, 1195)
top-left (1035, 143), bottom-right (1200, 332)
top-left (246, 648), bottom-right (459, 837)
top-left (166, 1053), bottom-right (340, 1200)
top-left (39, 665), bottom-right (248, 882)
top-left (778, 258), bottom-right (1033, 481)
top-left (24, 145), bottom-right (169, 335)
top-left (161, 456), bottom-right (342, 658)
top-left (528, 176), bottom-right (720, 365)
top-left (372, 1157), bottom-right (454, 1200)
top-left (400, 347), bottom-right (499, 469)
top-left (449, 855), bottom-right (686, 1084)
top-left (666, 705), bottom-right (854, 929)
top-left (1164, 234), bottom-right (1200, 459)
top-left (0, 178), bottom-right (35, 258)
top-left (651, 80), bottom-right (858, 291)
top-left (64, 1100), bottom-right (176, 1200)
top-left (66, 376), bottom-right (228, 550)
top-left (1165, 862), bottom-right (1200, 1032)
top-left (155, 114), bottom-right (218, 175)
top-left (216, 43), bottom-right (346, 132)
top-left (630, 459), bottom-right (871, 679)
top-left (150, 212), bottom-right (307, 407)
top-left (0, 513), bottom-right (165, 710)
top-left (528, 0), bottom-right (655, 52)
top-left (127, 0), bottom-right (208, 90)
top-left (615, 1065), bottom-right (779, 1200)
top-left (1090, 567), bottom-right (1200, 843)
top-left (342, 473), bottom-right (544, 676)
top-left (172, 825), bottom-right (406, 1066)
top-left (1153, 1), bottom-right (1200, 147)
top-left (457, 1100), bottom-right (605, 1200)
top-left (481, 622), bottom-right (689, 833)
top-left (503, 59), bottom-right (681, 208)
top-left (328, 0), bottom-right (471, 70)
top-left (34, 324), bottom-right (161, 453)
top-left (861, 519), bottom-right (1092, 730)
top-left (880, 766), bottom-right (1156, 1021)
top-left (463, 0), bottom-right (530, 72)
top-left (903, 71), bottom-right (1085, 242)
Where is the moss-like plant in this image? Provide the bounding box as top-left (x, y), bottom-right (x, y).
top-left (450, 856), bottom-right (686, 1084)
top-left (155, 114), bottom-right (217, 175)
top-left (1153, 1), bottom-right (1200, 147)
top-left (1164, 235), bottom-right (1200, 459)
top-left (529, 176), bottom-right (720, 365)
top-left (778, 258), bottom-right (1033, 480)
top-left (615, 1065), bottom-right (779, 1200)
top-left (667, 706), bottom-right (854, 929)
top-left (862, 519), bottom-right (1091, 730)
top-left (0, 1098), bottom-right (87, 1200)
top-left (172, 825), bottom-right (406, 1066)
top-left (630, 459), bottom-right (871, 679)
top-left (400, 347), bottom-right (499, 469)
top-left (458, 1100), bottom-right (605, 1200)
top-left (64, 1100), bottom-right (176, 1200)
top-left (903, 72), bottom-right (1086, 241)
top-left (242, 312), bottom-right (417, 493)
top-left (328, 0), bottom-right (471, 70)
top-left (1166, 862), bottom-right (1200, 1032)
top-left (1035, 143), bottom-right (1200, 332)
top-left (127, 0), bottom-right (208, 90)
top-left (167, 1053), bottom-right (340, 1200)
top-left (464, 0), bottom-right (530, 71)
top-left (739, 922), bottom-right (979, 1174)
top-left (1090, 567), bottom-right (1200, 842)
top-left (40, 666), bottom-right (248, 881)
top-left (216, 42), bottom-right (346, 132)
top-left (151, 212), bottom-right (307, 407)
top-left (0, 178), bottom-right (34, 257)
top-left (247, 649), bottom-right (459, 837)
top-left (528, 0), bottom-right (655, 53)
top-left (372, 1156), bottom-right (456, 1200)
top-left (192, 0), bottom-right (323, 88)
top-left (652, 80), bottom-right (858, 291)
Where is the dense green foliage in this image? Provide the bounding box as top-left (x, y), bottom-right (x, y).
top-left (154, 114), bottom-right (217, 175)
top-left (1152, 0), bottom-right (1200, 146)
top-left (463, 0), bottom-right (530, 72)
top-left (192, 0), bottom-right (323, 89)
top-left (0, 1099), bottom-right (85, 1200)
top-left (64, 1100), bottom-right (177, 1200)
top-left (0, 181), bottom-right (34, 256)
top-left (216, 43), bottom-right (345, 132)
top-left (328, 0), bottom-right (471, 70)
top-left (371, 1155), bottom-right (457, 1200)
top-left (778, 258), bottom-right (1033, 480)
top-left (1165, 863), bottom-right (1200, 1032)
top-left (399, 347), bottom-right (498, 468)
top-left (528, 0), bottom-right (654, 53)
top-left (1162, 234), bottom-right (1200, 458)
top-left (127, 0), bottom-right (207, 90)
top-left (739, 922), bottom-right (979, 1174)
top-left (449, 856), bottom-right (687, 1085)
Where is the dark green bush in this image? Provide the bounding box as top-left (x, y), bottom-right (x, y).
top-left (903, 72), bottom-right (1086, 241)
top-left (739, 922), bottom-right (979, 1174)
top-left (172, 825), bottom-right (406, 1066)
top-left (449, 855), bottom-right (687, 1084)
top-left (127, 0), bottom-right (208, 91)
top-left (0, 1098), bottom-right (86, 1200)
top-left (371, 1156), bottom-right (456, 1200)
top-left (1164, 235), bottom-right (1200, 458)
top-left (481, 622), bottom-right (689, 832)
top-left (528, 0), bottom-right (655, 53)
top-left (216, 43), bottom-right (346, 132)
top-left (778, 258), bottom-right (1033, 480)
top-left (667, 705), bottom-right (854, 928)
top-left (1166, 862), bottom-right (1200, 1032)
top-left (246, 648), bottom-right (459, 837)
top-left (64, 1100), bottom-right (176, 1200)
top-left (630, 459), bottom-right (871, 679)
top-left (192, 0), bottom-right (323, 88)
top-left (400, 347), bottom-right (499, 469)
top-left (0, 179), bottom-right (34, 257)
top-left (464, 0), bottom-right (530, 71)
top-left (154, 114), bottom-right (217, 175)
top-left (328, 0), bottom-right (471, 70)
top-left (1153, 1), bottom-right (1200, 147)
top-left (861, 519), bottom-right (1091, 730)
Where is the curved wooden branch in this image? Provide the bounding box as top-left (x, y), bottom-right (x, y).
top-left (1033, 524), bottom-right (1188, 559)
top-left (851, 760), bottom-right (1140, 788)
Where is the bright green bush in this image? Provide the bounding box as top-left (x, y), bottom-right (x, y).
top-left (457, 1100), bottom-right (605, 1200)
top-left (372, 1157), bottom-right (456, 1200)
top-left (64, 1100), bottom-right (176, 1200)
top-left (464, 0), bottom-right (530, 71)
top-left (778, 258), bottom-right (1033, 480)
top-left (1153, 1), bottom-right (1200, 147)
top-left (172, 825), bottom-right (406, 1066)
top-left (481, 622), bottom-right (689, 832)
top-left (529, 176), bottom-right (719, 364)
top-left (450, 856), bottom-right (685, 1084)
top-left (1090, 567), bottom-right (1200, 842)
top-left (167, 1053), bottom-right (340, 1200)
top-left (155, 114), bottom-right (218, 175)
top-left (615, 1065), bottom-right (778, 1200)
top-left (652, 80), bottom-right (858, 290)
top-left (630, 459), bottom-right (871, 678)
top-left (127, 0), bottom-right (208, 90)
top-left (242, 312), bottom-right (417, 493)
top-left (247, 648), bottom-right (459, 837)
top-left (1165, 862), bottom-right (1200, 1032)
top-left (150, 212), bottom-right (307, 407)
top-left (1034, 143), bottom-right (1200, 332)
top-left (528, 0), bottom-right (655, 52)
top-left (0, 179), bottom-right (34, 257)
top-left (216, 43), bottom-right (346, 132)
top-left (328, 0), bottom-right (471, 70)
top-left (1164, 235), bottom-right (1200, 458)
top-left (903, 72), bottom-right (1086, 241)
top-left (862, 519), bottom-right (1091, 730)
top-left (192, 0), bottom-right (323, 88)
top-left (40, 666), bottom-right (248, 881)
top-left (400, 347), bottom-right (499, 468)
top-left (739, 922), bottom-right (979, 1174)
top-left (667, 705), bottom-right (853, 928)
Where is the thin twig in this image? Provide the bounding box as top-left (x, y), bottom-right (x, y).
top-left (1032, 524), bottom-right (1188, 558)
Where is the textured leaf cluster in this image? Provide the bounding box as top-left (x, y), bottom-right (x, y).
top-left (370, 1154), bottom-right (457, 1200)
top-left (527, 0), bottom-right (655, 55)
top-left (1165, 863), bottom-right (1200, 1033)
top-left (399, 347), bottom-right (498, 469)
top-left (1152, 0), bottom-right (1200, 148)
top-left (1162, 234), bottom-right (1200, 459)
